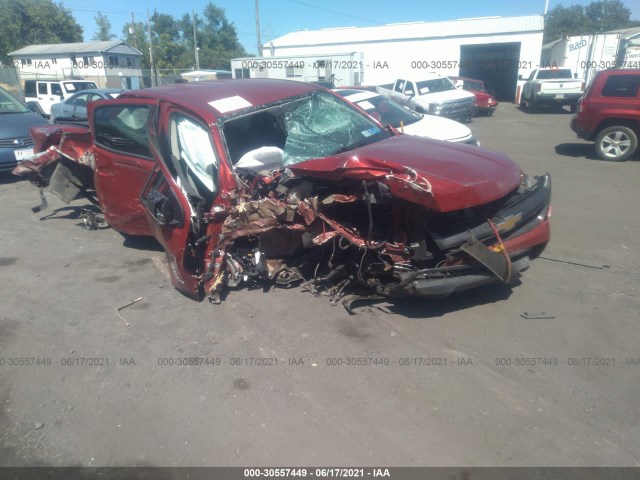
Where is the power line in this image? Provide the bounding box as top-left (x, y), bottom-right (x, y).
top-left (64, 5), bottom-right (130, 14)
top-left (284, 0), bottom-right (385, 25)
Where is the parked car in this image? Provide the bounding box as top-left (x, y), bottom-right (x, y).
top-left (14, 79), bottom-right (551, 306)
top-left (449, 76), bottom-right (498, 116)
top-left (0, 87), bottom-right (47, 174)
top-left (50, 88), bottom-right (123, 123)
top-left (570, 69), bottom-right (640, 161)
top-left (377, 75), bottom-right (477, 121)
top-left (334, 88), bottom-right (479, 145)
top-left (24, 79), bottom-right (98, 116)
top-left (519, 68), bottom-right (583, 113)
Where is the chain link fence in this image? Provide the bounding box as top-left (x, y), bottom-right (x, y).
top-left (1, 66), bottom-right (230, 100)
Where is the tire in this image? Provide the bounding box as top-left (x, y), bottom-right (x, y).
top-left (527, 97), bottom-right (537, 113)
top-left (595, 126), bottom-right (637, 161)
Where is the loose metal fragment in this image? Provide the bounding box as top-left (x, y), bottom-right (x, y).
top-left (115, 297), bottom-right (143, 326)
top-left (539, 255), bottom-right (610, 269)
top-left (521, 312), bottom-right (556, 320)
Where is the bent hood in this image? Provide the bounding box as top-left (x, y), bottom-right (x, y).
top-left (287, 135), bottom-right (521, 212)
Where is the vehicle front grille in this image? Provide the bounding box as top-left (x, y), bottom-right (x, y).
top-left (0, 136), bottom-right (34, 148)
top-left (427, 175), bottom-right (552, 251)
top-left (440, 97), bottom-right (476, 117)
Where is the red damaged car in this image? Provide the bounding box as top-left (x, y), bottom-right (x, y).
top-left (450, 76), bottom-right (499, 116)
top-left (15, 79), bottom-right (550, 307)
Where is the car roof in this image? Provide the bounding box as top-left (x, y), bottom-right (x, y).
top-left (449, 76), bottom-right (482, 82)
top-left (596, 68), bottom-right (640, 77)
top-left (70, 88), bottom-right (122, 95)
top-left (334, 88), bottom-right (370, 96)
top-left (119, 79), bottom-right (321, 117)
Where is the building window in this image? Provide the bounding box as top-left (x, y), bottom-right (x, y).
top-left (82, 56), bottom-right (95, 67)
top-left (234, 68), bottom-right (250, 78)
top-left (21, 58), bottom-right (32, 66)
top-left (109, 56), bottom-right (120, 67)
top-left (51, 58), bottom-right (57, 64)
top-left (126, 57), bottom-right (134, 67)
top-left (285, 65), bottom-right (302, 78)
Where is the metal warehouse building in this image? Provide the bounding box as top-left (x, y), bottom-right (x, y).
top-left (233, 15), bottom-right (544, 101)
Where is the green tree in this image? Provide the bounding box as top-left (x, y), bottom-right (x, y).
top-left (585, 0), bottom-right (633, 31)
top-left (121, 4), bottom-right (247, 71)
top-left (93, 11), bottom-right (115, 41)
top-left (0, 0), bottom-right (83, 63)
top-left (198, 3), bottom-right (247, 70)
top-left (123, 21), bottom-right (149, 69)
top-left (544, 0), bottom-right (640, 43)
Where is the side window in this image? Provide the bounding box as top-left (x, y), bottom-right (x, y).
top-left (168, 113), bottom-right (219, 196)
top-left (94, 105), bottom-right (152, 158)
top-left (25, 82), bottom-right (36, 97)
top-left (70, 93), bottom-right (89, 107)
top-left (405, 82), bottom-right (415, 95)
top-left (601, 75), bottom-right (640, 98)
top-left (394, 80), bottom-right (405, 93)
top-left (51, 84), bottom-right (63, 96)
top-left (37, 83), bottom-right (48, 95)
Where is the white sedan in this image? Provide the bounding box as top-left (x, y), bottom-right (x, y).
top-left (334, 88), bottom-right (479, 145)
top-left (50, 88), bottom-right (122, 123)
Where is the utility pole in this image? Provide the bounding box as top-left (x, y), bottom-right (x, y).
top-left (193, 11), bottom-right (200, 70)
top-left (130, 12), bottom-right (137, 50)
top-left (147, 8), bottom-right (155, 86)
top-left (256, 0), bottom-right (262, 57)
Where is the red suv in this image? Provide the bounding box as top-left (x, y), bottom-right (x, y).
top-left (571, 69), bottom-right (640, 161)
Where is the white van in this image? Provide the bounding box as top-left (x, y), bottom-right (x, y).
top-left (24, 79), bottom-right (98, 116)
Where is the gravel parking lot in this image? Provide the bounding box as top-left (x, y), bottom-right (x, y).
top-left (1, 103), bottom-right (639, 467)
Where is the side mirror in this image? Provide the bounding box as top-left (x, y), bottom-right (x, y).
top-left (26, 101), bottom-right (46, 117)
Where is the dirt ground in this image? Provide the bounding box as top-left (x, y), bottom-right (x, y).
top-left (0, 104), bottom-right (639, 467)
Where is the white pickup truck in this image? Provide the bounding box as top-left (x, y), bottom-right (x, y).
top-left (377, 74), bottom-right (477, 122)
top-left (519, 68), bottom-right (584, 113)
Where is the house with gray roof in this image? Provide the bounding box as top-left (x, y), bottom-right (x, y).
top-left (9, 41), bottom-right (143, 89)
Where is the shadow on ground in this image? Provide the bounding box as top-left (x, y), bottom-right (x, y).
top-left (555, 143), bottom-right (640, 162)
top-left (344, 281), bottom-right (518, 318)
top-left (0, 174), bottom-right (25, 185)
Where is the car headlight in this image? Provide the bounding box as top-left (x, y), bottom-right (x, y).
top-left (429, 103), bottom-right (443, 114)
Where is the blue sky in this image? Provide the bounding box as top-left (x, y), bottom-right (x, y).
top-left (67, 0), bottom-right (640, 55)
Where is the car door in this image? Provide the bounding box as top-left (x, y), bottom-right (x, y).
top-left (140, 106), bottom-right (227, 298)
top-left (404, 81), bottom-right (417, 109)
top-left (63, 92), bottom-right (88, 119)
top-left (88, 98), bottom-right (158, 236)
top-left (36, 82), bottom-right (58, 114)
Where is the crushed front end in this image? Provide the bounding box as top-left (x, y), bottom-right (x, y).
top-left (204, 168), bottom-right (551, 305)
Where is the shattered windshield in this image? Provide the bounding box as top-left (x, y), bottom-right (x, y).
top-left (223, 91), bottom-right (389, 168)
